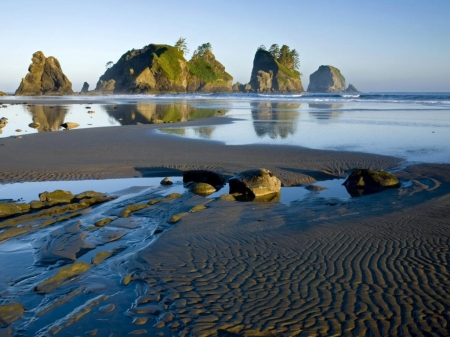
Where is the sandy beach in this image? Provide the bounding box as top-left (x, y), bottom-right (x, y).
top-left (1, 101), bottom-right (450, 336)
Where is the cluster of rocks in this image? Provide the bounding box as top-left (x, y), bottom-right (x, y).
top-left (12, 45), bottom-right (361, 96)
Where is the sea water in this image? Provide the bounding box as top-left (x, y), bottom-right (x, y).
top-left (1, 92), bottom-right (449, 163)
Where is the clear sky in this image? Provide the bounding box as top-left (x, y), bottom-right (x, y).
top-left (1, 0), bottom-right (449, 93)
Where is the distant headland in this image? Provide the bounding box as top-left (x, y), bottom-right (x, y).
top-left (13, 39), bottom-right (358, 96)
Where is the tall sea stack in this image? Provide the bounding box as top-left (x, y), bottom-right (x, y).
top-left (307, 65), bottom-right (346, 93)
top-left (15, 51), bottom-right (73, 96)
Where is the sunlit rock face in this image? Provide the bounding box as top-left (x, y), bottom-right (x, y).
top-left (247, 49), bottom-right (304, 93)
top-left (15, 51), bottom-right (73, 96)
top-left (307, 65), bottom-right (346, 93)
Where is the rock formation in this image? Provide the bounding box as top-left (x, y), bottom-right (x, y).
top-left (187, 50), bottom-right (232, 92)
top-left (15, 51), bottom-right (73, 96)
top-left (96, 44), bottom-right (189, 94)
top-left (345, 84), bottom-right (359, 92)
top-left (96, 44), bottom-right (233, 94)
top-left (80, 82), bottom-right (89, 93)
top-left (244, 50), bottom-right (303, 93)
top-left (229, 168), bottom-right (281, 198)
top-left (343, 169), bottom-right (400, 197)
top-left (307, 65), bottom-right (346, 93)
top-left (0, 91), bottom-right (8, 96)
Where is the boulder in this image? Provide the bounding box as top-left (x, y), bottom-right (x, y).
top-left (80, 82), bottom-right (89, 93)
top-left (229, 168), bottom-right (281, 198)
top-left (189, 182), bottom-right (216, 195)
top-left (307, 65), bottom-right (346, 93)
top-left (160, 177), bottom-right (173, 185)
top-left (61, 122), bottom-right (80, 130)
top-left (247, 49), bottom-right (304, 93)
top-left (183, 170), bottom-right (226, 188)
top-left (187, 50), bottom-right (233, 93)
top-left (15, 51), bottom-right (73, 96)
top-left (343, 169), bottom-right (400, 197)
top-left (39, 190), bottom-right (75, 203)
top-left (345, 84), bottom-right (359, 92)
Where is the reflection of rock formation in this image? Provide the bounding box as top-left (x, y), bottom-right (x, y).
top-left (308, 103), bottom-right (343, 120)
top-left (193, 126), bottom-right (215, 139)
top-left (250, 102), bottom-right (300, 139)
top-left (105, 102), bottom-right (227, 125)
top-left (26, 105), bottom-right (69, 132)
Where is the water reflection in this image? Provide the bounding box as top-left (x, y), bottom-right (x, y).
top-left (308, 103), bottom-right (343, 120)
top-left (193, 126), bottom-right (215, 139)
top-left (104, 102), bottom-right (224, 125)
top-left (251, 102), bottom-right (300, 139)
top-left (26, 105), bottom-right (69, 132)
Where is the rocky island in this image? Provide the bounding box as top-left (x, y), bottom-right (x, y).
top-left (95, 42), bottom-right (232, 94)
top-left (307, 65), bottom-right (346, 93)
top-left (235, 44), bottom-right (304, 93)
top-left (15, 51), bottom-right (73, 96)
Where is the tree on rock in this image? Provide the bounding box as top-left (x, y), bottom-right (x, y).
top-left (105, 61), bottom-right (113, 69)
top-left (265, 44), bottom-right (300, 71)
top-left (175, 37), bottom-right (189, 55)
top-left (194, 43), bottom-right (212, 57)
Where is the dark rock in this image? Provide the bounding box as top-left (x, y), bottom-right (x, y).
top-left (343, 169), bottom-right (400, 197)
top-left (247, 49), bottom-right (304, 93)
top-left (15, 51), bottom-right (73, 96)
top-left (81, 82), bottom-right (89, 93)
top-left (345, 84), bottom-right (359, 92)
top-left (232, 82), bottom-right (246, 93)
top-left (189, 182), bottom-right (216, 195)
top-left (160, 177), bottom-right (173, 185)
top-left (307, 65), bottom-right (346, 92)
top-left (183, 170), bottom-right (225, 188)
top-left (229, 168), bottom-right (281, 198)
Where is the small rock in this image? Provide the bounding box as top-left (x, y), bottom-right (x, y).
top-left (160, 177), bottom-right (173, 185)
top-left (28, 122), bottom-right (40, 128)
top-left (61, 122), bottom-right (80, 130)
top-left (189, 182), bottom-right (216, 195)
top-left (15, 129), bottom-right (22, 132)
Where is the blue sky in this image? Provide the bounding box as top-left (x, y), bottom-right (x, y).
top-left (1, 0), bottom-right (449, 92)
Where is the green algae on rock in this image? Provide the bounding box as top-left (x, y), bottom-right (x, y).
top-left (39, 190), bottom-right (75, 203)
top-left (0, 302), bottom-right (24, 327)
top-left (34, 262), bottom-right (92, 294)
top-left (0, 202), bottom-right (30, 218)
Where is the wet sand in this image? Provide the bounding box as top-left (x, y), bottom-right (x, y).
top-left (1, 106), bottom-right (450, 336)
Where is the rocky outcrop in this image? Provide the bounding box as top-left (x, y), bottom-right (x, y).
top-left (0, 91), bottom-right (8, 96)
top-left (96, 44), bottom-right (232, 94)
top-left (229, 168), bottom-right (281, 198)
top-left (343, 169), bottom-right (400, 197)
top-left (96, 44), bottom-right (188, 94)
top-left (15, 51), bottom-right (73, 96)
top-left (187, 50), bottom-right (233, 92)
top-left (232, 82), bottom-right (245, 93)
top-left (80, 82), bottom-right (89, 93)
top-left (345, 84), bottom-right (359, 92)
top-left (247, 50), bottom-right (304, 93)
top-left (307, 65), bottom-right (345, 93)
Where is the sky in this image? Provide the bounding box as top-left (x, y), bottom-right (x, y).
top-left (1, 0), bottom-right (449, 93)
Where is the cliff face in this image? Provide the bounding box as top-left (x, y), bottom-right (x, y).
top-left (15, 51), bottom-right (73, 96)
top-left (96, 44), bottom-right (188, 94)
top-left (187, 50), bottom-right (232, 92)
top-left (307, 65), bottom-right (346, 93)
top-left (96, 45), bottom-right (232, 94)
top-left (247, 50), bottom-right (304, 93)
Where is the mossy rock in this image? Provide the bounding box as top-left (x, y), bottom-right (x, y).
top-left (0, 302), bottom-right (24, 327)
top-left (92, 251), bottom-right (113, 265)
top-left (94, 218), bottom-right (114, 227)
top-left (39, 190), bottom-right (74, 203)
top-left (119, 204), bottom-right (147, 218)
top-left (168, 212), bottom-right (188, 224)
top-left (75, 191), bottom-right (106, 199)
top-left (343, 169), bottom-right (400, 197)
top-left (189, 182), bottom-right (216, 195)
top-left (189, 204), bottom-right (208, 213)
top-left (0, 202), bottom-right (30, 218)
top-left (162, 193), bottom-right (183, 201)
top-left (34, 262), bottom-right (91, 294)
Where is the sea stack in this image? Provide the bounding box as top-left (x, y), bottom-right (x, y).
top-left (345, 84), bottom-right (359, 92)
top-left (307, 65), bottom-right (346, 93)
top-left (246, 49), bottom-right (304, 93)
top-left (15, 51), bottom-right (73, 96)
top-left (96, 43), bottom-right (233, 94)
top-left (80, 82), bottom-right (89, 93)
top-left (187, 49), bottom-right (233, 92)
